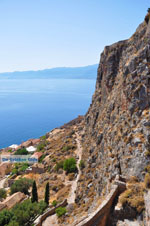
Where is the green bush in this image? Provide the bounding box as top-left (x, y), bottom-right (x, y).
top-left (11, 168), bottom-right (18, 175)
top-left (63, 158), bottom-right (77, 174)
top-left (0, 189), bottom-right (6, 200)
top-left (11, 163), bottom-right (29, 175)
top-left (14, 148), bottom-right (29, 155)
top-left (79, 160), bottom-right (85, 170)
top-left (8, 149), bottom-right (12, 153)
top-left (41, 135), bottom-right (46, 140)
top-left (52, 200), bottom-right (57, 207)
top-left (10, 178), bottom-right (33, 195)
top-left (55, 207), bottom-right (66, 217)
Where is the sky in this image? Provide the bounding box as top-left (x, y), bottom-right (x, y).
top-left (0, 0), bottom-right (149, 73)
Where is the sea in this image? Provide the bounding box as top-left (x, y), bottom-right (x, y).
top-left (0, 79), bottom-right (96, 149)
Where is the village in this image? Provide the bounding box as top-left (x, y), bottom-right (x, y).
top-left (0, 137), bottom-right (45, 211)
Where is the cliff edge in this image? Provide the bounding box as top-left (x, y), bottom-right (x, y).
top-left (74, 12), bottom-right (150, 225)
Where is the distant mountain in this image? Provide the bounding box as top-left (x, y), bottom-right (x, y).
top-left (0, 64), bottom-right (98, 79)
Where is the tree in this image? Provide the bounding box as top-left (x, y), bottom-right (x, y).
top-left (148, 8), bottom-right (150, 13)
top-left (44, 182), bottom-right (49, 205)
top-left (10, 178), bottom-right (33, 195)
top-left (0, 189), bottom-right (6, 201)
top-left (7, 221), bottom-right (19, 226)
top-left (31, 181), bottom-right (38, 203)
top-left (0, 209), bottom-right (13, 226)
top-left (0, 199), bottom-right (47, 226)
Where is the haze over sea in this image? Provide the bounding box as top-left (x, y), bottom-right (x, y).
top-left (0, 78), bottom-right (96, 149)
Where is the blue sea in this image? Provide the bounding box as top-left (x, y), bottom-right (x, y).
top-left (0, 79), bottom-right (95, 149)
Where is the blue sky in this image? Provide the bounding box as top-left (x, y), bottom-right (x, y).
top-left (0, 0), bottom-right (149, 72)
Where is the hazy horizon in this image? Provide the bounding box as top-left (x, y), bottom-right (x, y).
top-left (0, 63), bottom-right (98, 74)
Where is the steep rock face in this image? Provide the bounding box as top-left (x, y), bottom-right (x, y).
top-left (76, 18), bottom-right (150, 210)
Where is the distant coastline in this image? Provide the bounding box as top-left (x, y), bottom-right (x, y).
top-left (0, 64), bottom-right (98, 80)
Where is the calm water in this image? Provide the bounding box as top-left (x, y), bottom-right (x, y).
top-left (0, 79), bottom-right (95, 148)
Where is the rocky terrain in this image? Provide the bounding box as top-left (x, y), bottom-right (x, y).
top-left (72, 11), bottom-right (150, 225)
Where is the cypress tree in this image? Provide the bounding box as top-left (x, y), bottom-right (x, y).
top-left (31, 181), bottom-right (38, 203)
top-left (44, 182), bottom-right (49, 205)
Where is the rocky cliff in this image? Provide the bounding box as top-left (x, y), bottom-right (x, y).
top-left (75, 12), bottom-right (150, 224)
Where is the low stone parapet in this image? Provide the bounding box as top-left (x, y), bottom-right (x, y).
top-left (34, 199), bottom-right (68, 226)
top-left (76, 185), bottom-right (119, 226)
top-left (76, 179), bottom-right (126, 226)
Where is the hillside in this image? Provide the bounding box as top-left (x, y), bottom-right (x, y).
top-left (0, 64), bottom-right (98, 80)
top-left (73, 11), bottom-right (150, 226)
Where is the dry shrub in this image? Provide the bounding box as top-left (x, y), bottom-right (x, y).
top-left (119, 181), bottom-right (145, 213)
top-left (144, 173), bottom-right (150, 189)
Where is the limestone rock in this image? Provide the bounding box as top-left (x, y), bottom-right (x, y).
top-left (76, 15), bottom-right (150, 221)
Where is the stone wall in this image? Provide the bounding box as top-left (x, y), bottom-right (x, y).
top-left (76, 185), bottom-right (118, 226)
top-left (34, 199), bottom-right (67, 226)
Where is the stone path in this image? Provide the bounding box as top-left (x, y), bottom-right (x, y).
top-left (67, 132), bottom-right (82, 204)
top-left (42, 132), bottom-right (82, 226)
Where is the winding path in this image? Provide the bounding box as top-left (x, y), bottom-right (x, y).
top-left (42, 132), bottom-right (82, 226)
top-left (67, 132), bottom-right (82, 204)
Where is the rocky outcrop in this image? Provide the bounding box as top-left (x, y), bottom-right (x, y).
top-left (75, 14), bottom-right (150, 221)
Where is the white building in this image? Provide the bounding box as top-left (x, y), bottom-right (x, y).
top-left (9, 144), bottom-right (18, 150)
top-left (26, 146), bottom-right (37, 153)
